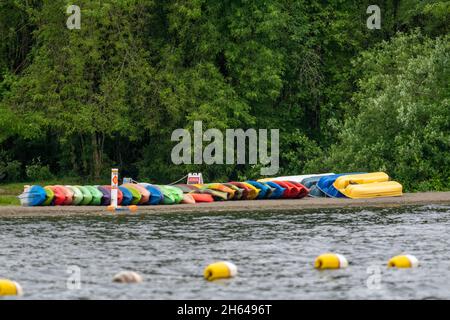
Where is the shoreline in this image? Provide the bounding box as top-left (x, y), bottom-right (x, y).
top-left (1, 192), bottom-right (450, 217)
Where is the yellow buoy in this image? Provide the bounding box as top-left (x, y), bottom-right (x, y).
top-left (314, 253), bottom-right (348, 269)
top-left (388, 255), bottom-right (419, 268)
top-left (204, 261), bottom-right (237, 281)
top-left (0, 279), bottom-right (23, 296)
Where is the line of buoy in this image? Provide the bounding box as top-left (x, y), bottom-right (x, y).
top-left (313, 253), bottom-right (420, 270)
top-left (0, 279), bottom-right (23, 296)
top-left (204, 261), bottom-right (238, 281)
top-left (0, 254), bottom-right (421, 295)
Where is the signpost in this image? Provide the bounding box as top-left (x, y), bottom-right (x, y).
top-left (111, 168), bottom-right (119, 209)
top-left (187, 173), bottom-right (203, 185)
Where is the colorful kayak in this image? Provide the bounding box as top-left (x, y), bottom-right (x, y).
top-left (76, 186), bottom-right (93, 205)
top-left (202, 183), bottom-right (235, 200)
top-left (264, 181), bottom-right (285, 199)
top-left (47, 186), bottom-right (67, 205)
top-left (18, 185), bottom-right (47, 206)
top-left (164, 186), bottom-right (184, 203)
top-left (97, 186), bottom-right (112, 206)
top-left (222, 183), bottom-right (244, 200)
top-left (157, 186), bottom-right (177, 204)
top-left (246, 181), bottom-right (271, 199)
top-left (174, 184), bottom-right (200, 193)
top-left (189, 193), bottom-right (214, 203)
top-left (181, 194), bottom-right (196, 204)
top-left (101, 185), bottom-right (124, 205)
top-left (339, 181), bottom-right (403, 199)
top-left (121, 183), bottom-right (150, 205)
top-left (300, 175), bottom-right (332, 198)
top-left (85, 186), bottom-right (103, 205)
top-left (333, 172), bottom-right (389, 190)
top-left (66, 186), bottom-right (83, 205)
top-left (235, 182), bottom-right (259, 200)
top-left (192, 188), bottom-right (228, 201)
top-left (227, 182), bottom-right (252, 200)
top-left (139, 183), bottom-right (164, 205)
top-left (287, 181), bottom-right (309, 198)
top-left (119, 186), bottom-right (133, 206)
top-left (317, 173), bottom-right (364, 198)
top-left (42, 186), bottom-right (55, 206)
top-left (121, 186), bottom-right (141, 205)
top-left (258, 173), bottom-right (335, 183)
top-left (55, 185), bottom-right (74, 205)
top-left (271, 181), bottom-right (296, 198)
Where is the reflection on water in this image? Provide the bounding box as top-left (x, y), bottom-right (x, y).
top-left (1, 205), bottom-right (450, 299)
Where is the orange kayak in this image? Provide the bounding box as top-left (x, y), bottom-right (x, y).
top-left (190, 193), bottom-right (214, 203)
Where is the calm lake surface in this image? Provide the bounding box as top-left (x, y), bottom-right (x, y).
top-left (1, 205), bottom-right (450, 300)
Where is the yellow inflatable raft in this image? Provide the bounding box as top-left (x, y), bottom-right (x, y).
top-left (337, 180), bottom-right (403, 199)
top-left (333, 172), bottom-right (389, 190)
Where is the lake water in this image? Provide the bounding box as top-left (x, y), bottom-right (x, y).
top-left (1, 205), bottom-right (450, 300)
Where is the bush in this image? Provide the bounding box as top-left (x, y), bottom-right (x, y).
top-left (0, 160), bottom-right (22, 182)
top-left (25, 158), bottom-right (54, 181)
top-left (322, 32), bottom-right (450, 191)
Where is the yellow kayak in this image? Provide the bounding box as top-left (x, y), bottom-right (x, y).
top-left (240, 182), bottom-right (260, 200)
top-left (339, 181), bottom-right (403, 199)
top-left (333, 172), bottom-right (389, 190)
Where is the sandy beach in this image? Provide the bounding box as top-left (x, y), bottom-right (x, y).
top-left (1, 192), bottom-right (449, 217)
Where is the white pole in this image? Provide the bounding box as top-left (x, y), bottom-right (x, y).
top-left (111, 168), bottom-right (119, 208)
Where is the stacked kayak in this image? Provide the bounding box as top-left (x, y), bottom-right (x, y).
top-left (18, 185), bottom-right (47, 206)
top-left (332, 172), bottom-right (402, 198)
top-left (316, 173), bottom-right (363, 198)
top-left (18, 172), bottom-right (402, 206)
top-left (300, 175), bottom-right (333, 198)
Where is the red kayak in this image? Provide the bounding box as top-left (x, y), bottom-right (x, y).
top-left (190, 193), bottom-right (214, 203)
top-left (271, 181), bottom-right (296, 198)
top-left (48, 186), bottom-right (69, 205)
top-left (55, 185), bottom-right (73, 205)
top-left (287, 181), bottom-right (309, 198)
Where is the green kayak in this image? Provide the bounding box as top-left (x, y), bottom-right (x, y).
top-left (164, 186), bottom-right (184, 204)
top-left (66, 186), bottom-right (83, 205)
top-left (156, 186), bottom-right (177, 205)
top-left (76, 186), bottom-right (92, 205)
top-left (122, 186), bottom-right (142, 205)
top-left (42, 186), bottom-right (55, 206)
top-left (85, 186), bottom-right (103, 205)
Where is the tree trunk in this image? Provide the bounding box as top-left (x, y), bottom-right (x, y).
top-left (91, 133), bottom-right (103, 180)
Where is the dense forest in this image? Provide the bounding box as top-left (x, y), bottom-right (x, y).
top-left (0, 0), bottom-right (449, 191)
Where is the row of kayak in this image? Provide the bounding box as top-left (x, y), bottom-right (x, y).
top-left (18, 172), bottom-right (403, 207)
top-left (18, 180), bottom-right (309, 206)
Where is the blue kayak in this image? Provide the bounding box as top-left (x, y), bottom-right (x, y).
top-left (316, 173), bottom-right (364, 198)
top-left (264, 181), bottom-right (285, 199)
top-left (246, 181), bottom-right (272, 199)
top-left (301, 175), bottom-right (334, 198)
top-left (119, 186), bottom-right (133, 206)
top-left (18, 185), bottom-right (47, 206)
top-left (139, 183), bottom-right (164, 205)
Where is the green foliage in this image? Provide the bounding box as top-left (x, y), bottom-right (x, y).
top-left (0, 0), bottom-right (448, 191)
top-left (322, 32), bottom-right (450, 191)
top-left (25, 158), bottom-right (54, 181)
top-left (0, 150), bottom-right (22, 182)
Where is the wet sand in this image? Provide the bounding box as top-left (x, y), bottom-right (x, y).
top-left (1, 192), bottom-right (450, 217)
